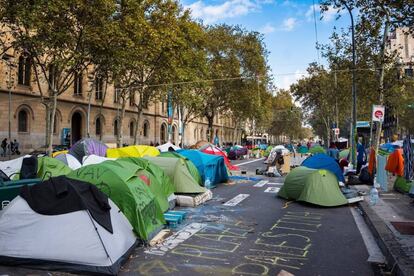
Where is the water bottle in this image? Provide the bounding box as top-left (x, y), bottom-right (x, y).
top-left (369, 187), bottom-right (379, 206)
top-left (204, 177), bottom-right (211, 189)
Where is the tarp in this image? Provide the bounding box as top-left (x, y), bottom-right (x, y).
top-left (144, 157), bottom-right (206, 194)
top-left (0, 195), bottom-right (136, 275)
top-left (302, 154), bottom-right (345, 182)
top-left (403, 135), bottom-right (414, 181)
top-left (159, 151), bottom-right (202, 185)
top-left (117, 158), bottom-right (175, 212)
top-left (309, 145), bottom-right (326, 154)
top-left (106, 145), bottom-right (160, 158)
top-left (298, 146), bottom-right (309, 154)
top-left (55, 153), bottom-right (82, 170)
top-left (278, 166), bottom-right (347, 207)
top-left (385, 148), bottom-right (404, 177)
top-left (68, 161), bottom-right (165, 240)
top-left (177, 149), bottom-right (229, 185)
top-left (0, 155), bottom-right (31, 178)
top-left (12, 157), bottom-right (72, 181)
top-left (156, 142), bottom-right (181, 152)
top-left (199, 144), bottom-right (239, 171)
top-left (69, 138), bottom-right (108, 163)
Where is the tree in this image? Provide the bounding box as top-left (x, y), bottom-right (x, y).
top-left (0, 0), bottom-right (116, 154)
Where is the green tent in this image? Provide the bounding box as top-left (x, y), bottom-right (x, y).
top-left (117, 157), bottom-right (175, 212)
top-left (68, 160), bottom-right (165, 240)
top-left (278, 166), bottom-right (347, 207)
top-left (309, 145), bottom-right (326, 154)
top-left (159, 152), bottom-right (202, 185)
top-left (144, 157), bottom-right (206, 194)
top-left (14, 157), bottom-right (72, 180)
top-left (394, 176), bottom-right (412, 193)
top-left (339, 149), bottom-right (350, 159)
top-left (264, 146), bottom-right (273, 157)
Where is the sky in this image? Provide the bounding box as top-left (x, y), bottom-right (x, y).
top-left (180, 0), bottom-right (351, 90)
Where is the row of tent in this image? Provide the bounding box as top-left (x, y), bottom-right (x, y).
top-left (278, 154), bottom-right (349, 207)
top-left (0, 139), bottom-right (236, 275)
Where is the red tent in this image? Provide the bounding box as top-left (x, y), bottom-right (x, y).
top-left (199, 144), bottom-right (239, 171)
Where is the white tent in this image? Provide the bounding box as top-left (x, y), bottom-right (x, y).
top-left (82, 155), bottom-right (115, 166)
top-left (0, 196), bottom-right (136, 275)
top-left (0, 155), bottom-right (31, 178)
top-left (55, 153), bottom-right (82, 170)
top-left (156, 142), bottom-right (181, 152)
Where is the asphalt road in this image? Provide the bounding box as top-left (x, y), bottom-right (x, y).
top-left (0, 158), bottom-right (376, 276)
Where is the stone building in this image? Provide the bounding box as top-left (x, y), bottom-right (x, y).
top-left (0, 55), bottom-right (239, 152)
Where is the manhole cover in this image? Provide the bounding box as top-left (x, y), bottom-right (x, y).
top-left (391, 221), bottom-right (414, 235)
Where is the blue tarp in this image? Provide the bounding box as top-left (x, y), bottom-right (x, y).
top-left (177, 149), bottom-right (229, 186)
top-left (302, 154), bottom-right (345, 182)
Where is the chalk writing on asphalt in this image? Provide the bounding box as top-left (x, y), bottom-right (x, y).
top-left (223, 194), bottom-right (250, 206)
top-left (264, 187), bottom-right (280, 193)
top-left (145, 223), bottom-right (206, 256)
top-left (253, 180), bottom-right (269, 187)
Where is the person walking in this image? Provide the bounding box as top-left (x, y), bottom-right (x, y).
top-left (1, 138), bottom-right (7, 157)
top-left (357, 138), bottom-right (366, 174)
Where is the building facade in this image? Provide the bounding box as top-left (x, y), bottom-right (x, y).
top-left (0, 56), bottom-right (238, 152)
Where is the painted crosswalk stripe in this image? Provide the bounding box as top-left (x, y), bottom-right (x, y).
top-left (223, 194), bottom-right (250, 206)
top-left (267, 182), bottom-right (283, 186)
top-left (264, 187), bottom-right (280, 193)
top-left (253, 180), bottom-right (269, 187)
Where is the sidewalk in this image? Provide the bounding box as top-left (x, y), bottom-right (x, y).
top-left (356, 185), bottom-right (414, 275)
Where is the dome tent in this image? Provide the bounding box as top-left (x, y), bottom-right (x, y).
top-left (159, 151), bottom-right (202, 185)
top-left (69, 138), bottom-right (108, 163)
top-left (278, 166), bottom-right (347, 207)
top-left (106, 145), bottom-right (159, 158)
top-left (0, 176), bottom-right (136, 275)
top-left (301, 154), bottom-right (345, 182)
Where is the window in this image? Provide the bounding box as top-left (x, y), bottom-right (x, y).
top-left (96, 117), bottom-right (101, 136)
top-left (129, 91), bottom-right (135, 106)
top-left (405, 68), bottom-right (414, 77)
top-left (95, 77), bottom-right (103, 100)
top-left (160, 124), bottom-right (166, 142)
top-left (114, 119), bottom-right (119, 136)
top-left (18, 55), bottom-right (31, 86)
top-left (18, 110), bottom-right (28, 132)
top-left (194, 129), bottom-right (197, 140)
top-left (143, 121), bottom-right (149, 137)
top-left (200, 128), bottom-right (204, 140)
top-left (74, 72), bottom-right (83, 96)
top-left (48, 65), bottom-right (57, 90)
top-left (161, 101), bottom-right (165, 114)
top-left (114, 87), bottom-right (120, 103)
top-left (405, 33), bottom-right (410, 58)
top-left (129, 121), bottom-right (134, 137)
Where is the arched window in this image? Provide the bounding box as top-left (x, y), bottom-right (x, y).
top-left (143, 121), bottom-right (149, 137)
top-left (114, 119), bottom-right (119, 136)
top-left (129, 121), bottom-right (134, 137)
top-left (18, 55), bottom-right (31, 86)
top-left (96, 117), bottom-right (101, 136)
top-left (160, 124), bottom-right (166, 142)
top-left (200, 128), bottom-right (204, 140)
top-left (18, 110), bottom-right (28, 132)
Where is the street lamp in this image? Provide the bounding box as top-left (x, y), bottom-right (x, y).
top-left (344, 3), bottom-right (357, 167)
top-left (2, 53), bottom-right (15, 160)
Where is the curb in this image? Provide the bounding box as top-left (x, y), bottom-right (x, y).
top-left (358, 201), bottom-right (414, 276)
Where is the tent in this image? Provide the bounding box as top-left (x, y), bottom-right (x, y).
top-left (144, 157), bottom-right (206, 194)
top-left (298, 145), bottom-right (309, 154)
top-left (264, 146), bottom-right (273, 157)
top-left (339, 149), bottom-right (350, 160)
top-left (302, 154), bottom-right (345, 182)
top-left (177, 149), bottom-right (229, 186)
top-left (116, 158), bottom-right (175, 212)
top-left (199, 144), bottom-right (239, 171)
top-left (0, 155), bottom-right (31, 178)
top-left (156, 142), bottom-right (181, 152)
top-left (195, 140), bottom-right (209, 149)
top-left (106, 145), bottom-right (160, 158)
top-left (278, 167), bottom-right (347, 207)
top-left (55, 153), bottom-right (82, 170)
top-left (68, 161), bottom-right (165, 240)
top-left (82, 155), bottom-right (115, 166)
top-left (159, 151), bottom-right (202, 185)
top-left (14, 157), bottom-right (72, 180)
top-left (69, 138), bottom-right (108, 163)
top-left (309, 145), bottom-right (326, 154)
top-left (272, 145), bottom-right (290, 155)
top-left (0, 176), bottom-right (136, 275)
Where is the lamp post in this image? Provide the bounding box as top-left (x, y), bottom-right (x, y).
top-left (344, 2), bottom-right (357, 167)
top-left (2, 53), bottom-right (15, 160)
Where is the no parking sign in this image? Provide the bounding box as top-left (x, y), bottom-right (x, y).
top-left (372, 105), bottom-right (385, 122)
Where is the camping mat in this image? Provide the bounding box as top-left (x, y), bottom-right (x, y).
top-left (391, 221), bottom-right (414, 235)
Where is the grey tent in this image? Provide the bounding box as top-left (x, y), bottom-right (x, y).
top-left (69, 138), bottom-right (108, 163)
top-left (0, 176), bottom-right (136, 275)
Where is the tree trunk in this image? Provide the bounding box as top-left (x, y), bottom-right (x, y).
top-left (207, 116), bottom-right (214, 143)
top-left (47, 93), bottom-right (58, 156)
top-left (117, 96), bottom-right (127, 147)
top-left (97, 80), bottom-right (107, 141)
top-left (133, 105), bottom-right (142, 145)
top-left (44, 102), bottom-right (51, 147)
top-left (181, 123), bottom-right (186, 147)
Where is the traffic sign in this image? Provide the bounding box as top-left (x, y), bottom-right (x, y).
top-left (372, 105), bottom-right (385, 122)
top-left (333, 128), bottom-right (340, 135)
top-left (356, 121), bottom-right (370, 128)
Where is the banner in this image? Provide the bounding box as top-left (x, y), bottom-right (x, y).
top-left (372, 105), bottom-right (385, 122)
top-left (167, 90), bottom-right (173, 141)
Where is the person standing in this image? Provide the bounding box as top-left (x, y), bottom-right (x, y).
top-left (357, 138), bottom-right (366, 174)
top-left (327, 142), bottom-right (339, 160)
top-left (1, 138), bottom-right (7, 157)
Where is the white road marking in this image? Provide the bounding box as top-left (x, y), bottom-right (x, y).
top-left (223, 194), bottom-right (250, 206)
top-left (236, 158), bottom-right (265, 166)
top-left (253, 180), bottom-right (269, 187)
top-left (350, 207), bottom-right (385, 263)
top-left (267, 182), bottom-right (283, 186)
top-left (264, 187), bottom-right (280, 193)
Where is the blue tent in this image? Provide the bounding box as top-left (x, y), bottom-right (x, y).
top-left (177, 149), bottom-right (228, 186)
top-left (302, 154), bottom-right (345, 182)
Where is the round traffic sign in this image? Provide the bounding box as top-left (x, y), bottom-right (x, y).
top-left (374, 110), bottom-right (383, 119)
